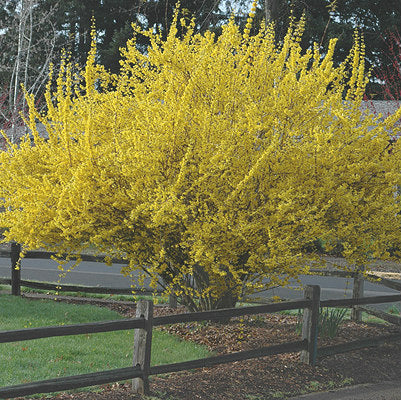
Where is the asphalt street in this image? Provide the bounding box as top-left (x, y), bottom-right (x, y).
top-left (0, 258), bottom-right (136, 288)
top-left (0, 258), bottom-right (400, 310)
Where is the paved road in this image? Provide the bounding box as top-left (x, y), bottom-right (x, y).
top-left (254, 274), bottom-right (401, 312)
top-left (0, 257), bottom-right (400, 310)
top-left (261, 274), bottom-right (400, 301)
top-left (0, 258), bottom-right (144, 289)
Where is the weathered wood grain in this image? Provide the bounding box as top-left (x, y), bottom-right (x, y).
top-left (320, 294), bottom-right (401, 308)
top-left (18, 279), bottom-right (162, 295)
top-left (0, 366), bottom-right (142, 399)
top-left (0, 318), bottom-right (145, 343)
top-left (152, 299), bottom-right (312, 326)
top-left (351, 268), bottom-right (365, 322)
top-left (300, 285), bottom-right (320, 366)
top-left (318, 333), bottom-right (401, 358)
top-left (366, 274), bottom-right (401, 291)
top-left (358, 305), bottom-right (401, 326)
top-left (132, 300), bottom-right (153, 395)
top-left (11, 242), bottom-right (21, 296)
top-left (150, 340), bottom-right (308, 375)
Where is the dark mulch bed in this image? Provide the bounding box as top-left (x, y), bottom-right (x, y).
top-left (15, 298), bottom-right (401, 400)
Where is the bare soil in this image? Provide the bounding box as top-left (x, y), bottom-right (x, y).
top-left (15, 298), bottom-right (401, 400)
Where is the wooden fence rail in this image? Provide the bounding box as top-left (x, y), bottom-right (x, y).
top-left (0, 277), bottom-right (162, 296)
top-left (0, 318), bottom-right (146, 343)
top-left (320, 294), bottom-right (401, 308)
top-left (148, 340), bottom-right (308, 375)
top-left (152, 299), bottom-right (313, 325)
top-left (1, 287), bottom-right (401, 399)
top-left (0, 366), bottom-right (144, 398)
top-left (318, 333), bottom-right (401, 358)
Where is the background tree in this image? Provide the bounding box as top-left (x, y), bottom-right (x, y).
top-left (43, 0), bottom-right (226, 73)
top-left (0, 0), bottom-right (57, 141)
top-left (373, 29), bottom-right (401, 101)
top-left (241, 0), bottom-right (401, 98)
top-left (2, 0), bottom-right (400, 102)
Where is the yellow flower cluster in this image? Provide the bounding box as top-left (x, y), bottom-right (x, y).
top-left (1, 6), bottom-right (400, 310)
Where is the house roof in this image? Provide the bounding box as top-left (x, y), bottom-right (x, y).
top-left (2, 123), bottom-right (48, 140)
top-left (361, 100), bottom-right (401, 120)
top-left (361, 100), bottom-right (401, 138)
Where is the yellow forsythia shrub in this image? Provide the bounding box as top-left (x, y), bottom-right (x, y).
top-left (1, 5), bottom-right (401, 310)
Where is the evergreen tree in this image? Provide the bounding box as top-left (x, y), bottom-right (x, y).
top-left (250, 0), bottom-right (401, 97)
top-left (42, 0), bottom-right (225, 73)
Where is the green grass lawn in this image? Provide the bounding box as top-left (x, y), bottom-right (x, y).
top-left (0, 294), bottom-right (213, 389)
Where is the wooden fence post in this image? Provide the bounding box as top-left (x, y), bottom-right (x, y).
top-left (11, 242), bottom-right (21, 296)
top-left (351, 266), bottom-right (365, 322)
top-left (300, 285), bottom-right (320, 366)
top-left (132, 300), bottom-right (154, 395)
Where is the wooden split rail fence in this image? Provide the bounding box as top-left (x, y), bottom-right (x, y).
top-left (1, 286), bottom-right (401, 399)
top-left (0, 243), bottom-right (171, 301)
top-left (309, 267), bottom-right (401, 324)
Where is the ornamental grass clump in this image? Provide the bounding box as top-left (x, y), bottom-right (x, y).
top-left (319, 307), bottom-right (348, 338)
top-left (0, 3), bottom-right (401, 311)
